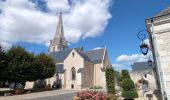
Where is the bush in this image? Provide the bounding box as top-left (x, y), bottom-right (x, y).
top-left (122, 78), bottom-right (135, 91)
top-left (121, 70), bottom-right (138, 100)
top-left (106, 94), bottom-right (118, 100)
top-left (121, 70), bottom-right (130, 79)
top-left (122, 90), bottom-right (138, 99)
top-left (14, 86), bottom-right (24, 94)
top-left (105, 67), bottom-right (115, 94)
top-left (45, 84), bottom-right (52, 91)
top-left (90, 86), bottom-right (103, 89)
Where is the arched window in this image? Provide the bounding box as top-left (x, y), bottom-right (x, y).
top-left (72, 52), bottom-right (75, 58)
top-left (53, 47), bottom-right (55, 52)
top-left (71, 67), bottom-right (76, 80)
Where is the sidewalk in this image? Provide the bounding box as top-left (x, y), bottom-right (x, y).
top-left (0, 89), bottom-right (79, 100)
top-left (0, 88), bottom-right (10, 91)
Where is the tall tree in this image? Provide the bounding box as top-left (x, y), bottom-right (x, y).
top-left (7, 46), bottom-right (34, 85)
top-left (105, 66), bottom-right (115, 94)
top-left (34, 53), bottom-right (55, 80)
top-left (0, 46), bottom-right (9, 84)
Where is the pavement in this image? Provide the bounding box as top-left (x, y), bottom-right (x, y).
top-left (0, 89), bottom-right (79, 100)
top-left (0, 88), bottom-right (10, 91)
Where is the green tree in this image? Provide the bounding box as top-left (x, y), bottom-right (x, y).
top-left (0, 46), bottom-right (9, 86)
top-left (105, 66), bottom-right (115, 94)
top-left (121, 78), bottom-right (135, 91)
top-left (122, 90), bottom-right (138, 100)
top-left (7, 46), bottom-right (35, 85)
top-left (34, 53), bottom-right (55, 80)
top-left (121, 70), bottom-right (130, 79)
top-left (121, 71), bottom-right (138, 100)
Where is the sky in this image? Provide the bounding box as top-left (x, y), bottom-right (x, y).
top-left (0, 0), bottom-right (170, 71)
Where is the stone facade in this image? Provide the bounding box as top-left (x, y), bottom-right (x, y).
top-left (146, 7), bottom-right (170, 100)
top-left (130, 62), bottom-right (158, 100)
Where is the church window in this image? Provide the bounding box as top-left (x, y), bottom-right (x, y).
top-left (72, 52), bottom-right (75, 58)
top-left (53, 47), bottom-right (55, 52)
top-left (71, 67), bottom-right (76, 80)
top-left (144, 74), bottom-right (147, 78)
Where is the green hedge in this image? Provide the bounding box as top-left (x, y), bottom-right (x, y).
top-left (121, 70), bottom-right (130, 79)
top-left (105, 67), bottom-right (115, 94)
top-left (121, 78), bottom-right (135, 91)
top-left (121, 70), bottom-right (138, 99)
top-left (90, 86), bottom-right (103, 89)
top-left (122, 90), bottom-right (138, 99)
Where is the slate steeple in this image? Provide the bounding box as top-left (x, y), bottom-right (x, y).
top-left (49, 12), bottom-right (68, 52)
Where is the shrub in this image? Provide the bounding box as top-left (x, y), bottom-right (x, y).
top-left (122, 78), bottom-right (135, 91)
top-left (105, 67), bottom-right (115, 94)
top-left (45, 84), bottom-right (52, 91)
top-left (121, 70), bottom-right (130, 79)
top-left (122, 90), bottom-right (138, 99)
top-left (90, 86), bottom-right (103, 89)
top-left (14, 86), bottom-right (24, 94)
top-left (121, 78), bottom-right (138, 99)
top-left (106, 94), bottom-right (118, 100)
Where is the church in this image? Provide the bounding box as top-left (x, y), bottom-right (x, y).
top-left (25, 12), bottom-right (111, 89)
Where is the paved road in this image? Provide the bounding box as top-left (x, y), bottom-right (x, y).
top-left (0, 89), bottom-right (79, 100)
top-left (25, 93), bottom-right (76, 100)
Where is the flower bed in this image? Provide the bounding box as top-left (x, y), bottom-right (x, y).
top-left (73, 91), bottom-right (118, 100)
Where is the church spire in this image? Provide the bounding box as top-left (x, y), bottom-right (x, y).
top-left (49, 12), bottom-right (68, 52)
top-left (54, 12), bottom-right (64, 40)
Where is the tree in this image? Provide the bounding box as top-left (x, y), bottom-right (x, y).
top-left (121, 78), bottom-right (135, 91)
top-left (0, 45), bottom-right (9, 86)
top-left (34, 53), bottom-right (55, 80)
top-left (121, 71), bottom-right (138, 100)
top-left (121, 70), bottom-right (130, 79)
top-left (105, 66), bottom-right (115, 94)
top-left (7, 46), bottom-right (35, 85)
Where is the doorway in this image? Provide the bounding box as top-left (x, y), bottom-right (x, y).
top-left (71, 84), bottom-right (74, 89)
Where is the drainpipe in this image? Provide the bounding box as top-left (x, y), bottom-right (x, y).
top-left (150, 19), bottom-right (167, 100)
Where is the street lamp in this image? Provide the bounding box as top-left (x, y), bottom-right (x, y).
top-left (137, 30), bottom-right (149, 55)
top-left (140, 42), bottom-right (149, 55)
top-left (147, 59), bottom-right (152, 66)
top-left (137, 30), bottom-right (154, 67)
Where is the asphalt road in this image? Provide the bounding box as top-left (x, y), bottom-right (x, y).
top-left (25, 93), bottom-right (76, 100)
top-left (0, 89), bottom-right (79, 100)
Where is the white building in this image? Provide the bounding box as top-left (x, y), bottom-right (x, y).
top-left (146, 6), bottom-right (170, 100)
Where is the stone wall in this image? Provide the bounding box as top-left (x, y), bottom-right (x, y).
top-left (147, 19), bottom-right (170, 99)
top-left (64, 49), bottom-right (84, 89)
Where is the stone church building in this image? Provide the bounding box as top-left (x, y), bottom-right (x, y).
top-left (25, 12), bottom-right (111, 89)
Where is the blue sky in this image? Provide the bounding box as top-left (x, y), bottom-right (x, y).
top-left (0, 0), bottom-right (170, 71)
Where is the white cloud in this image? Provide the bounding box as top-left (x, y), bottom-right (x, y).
top-left (0, 0), bottom-right (112, 49)
top-left (112, 64), bottom-right (132, 72)
top-left (45, 0), bottom-right (70, 13)
top-left (116, 54), bottom-right (149, 63)
top-left (93, 47), bottom-right (102, 50)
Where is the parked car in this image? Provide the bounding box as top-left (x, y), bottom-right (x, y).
top-left (9, 83), bottom-right (23, 90)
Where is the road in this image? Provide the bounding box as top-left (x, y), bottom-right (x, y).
top-left (24, 93), bottom-right (76, 100)
top-left (0, 89), bottom-right (79, 100)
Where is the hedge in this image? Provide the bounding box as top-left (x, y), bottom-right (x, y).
top-left (105, 67), bottom-right (115, 94)
top-left (122, 90), bottom-right (138, 99)
top-left (121, 78), bottom-right (135, 91)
